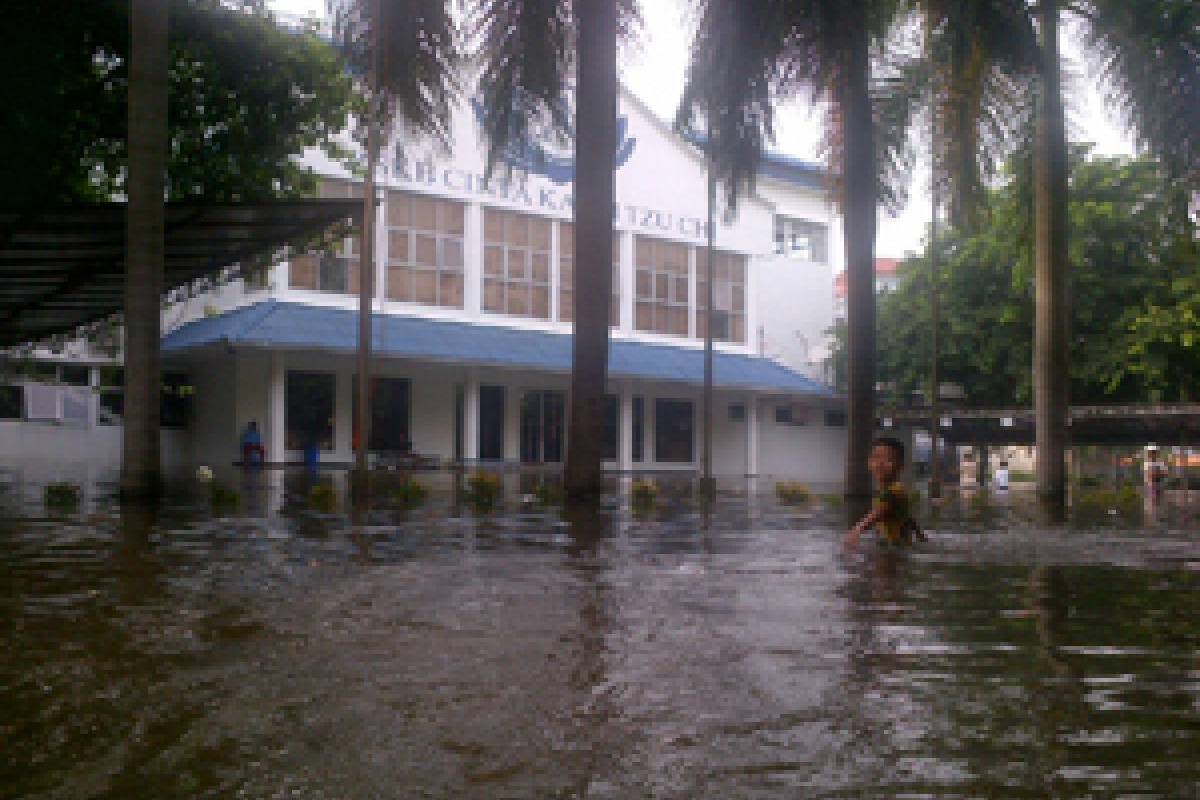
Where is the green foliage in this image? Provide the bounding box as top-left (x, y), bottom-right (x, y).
top-left (775, 481), bottom-right (812, 506)
top-left (209, 482), bottom-right (240, 509)
top-left (533, 482), bottom-right (565, 507)
top-left (4, 0), bottom-right (355, 205)
top-left (1073, 485), bottom-right (1142, 521)
top-left (833, 154), bottom-right (1200, 407)
top-left (630, 480), bottom-right (658, 510)
top-left (819, 493), bottom-right (845, 507)
top-left (43, 482), bottom-right (80, 510)
top-left (465, 472), bottom-right (503, 512)
top-left (308, 484), bottom-right (338, 513)
top-left (391, 478), bottom-right (428, 509)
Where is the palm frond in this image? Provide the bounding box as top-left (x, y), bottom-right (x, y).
top-left (469, 0), bottom-right (640, 178)
top-left (330, 0), bottom-right (460, 147)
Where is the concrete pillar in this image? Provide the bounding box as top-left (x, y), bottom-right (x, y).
top-left (687, 246), bottom-right (698, 339)
top-left (465, 203), bottom-right (483, 318)
top-left (464, 369), bottom-right (480, 461)
top-left (746, 394), bottom-right (759, 476)
top-left (620, 231), bottom-right (634, 332)
top-left (266, 352), bottom-right (285, 463)
top-left (550, 220), bottom-right (561, 322)
top-left (504, 379), bottom-right (521, 463)
top-left (619, 380), bottom-right (634, 471)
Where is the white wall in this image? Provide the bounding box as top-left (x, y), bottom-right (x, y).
top-left (756, 397), bottom-right (847, 483)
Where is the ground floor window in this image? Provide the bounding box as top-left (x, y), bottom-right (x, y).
top-left (479, 385), bottom-right (505, 461)
top-left (655, 398), bottom-right (694, 463)
top-left (0, 385), bottom-right (22, 419)
top-left (632, 396), bottom-right (645, 463)
top-left (161, 373), bottom-right (194, 429)
top-left (602, 394), bottom-right (618, 461)
top-left (520, 389), bottom-right (565, 464)
top-left (286, 371), bottom-right (335, 451)
top-left (352, 376), bottom-right (411, 451)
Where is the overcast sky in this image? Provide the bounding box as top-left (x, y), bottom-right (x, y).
top-left (269, 0), bottom-right (1136, 259)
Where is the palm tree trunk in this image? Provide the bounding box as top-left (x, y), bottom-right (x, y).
top-left (927, 8), bottom-right (941, 499)
top-left (1034, 0), bottom-right (1069, 500)
top-left (701, 139), bottom-right (715, 496)
top-left (564, 0), bottom-right (617, 502)
top-left (839, 22), bottom-right (878, 499)
top-left (355, 0), bottom-right (381, 494)
top-left (120, 0), bottom-right (168, 499)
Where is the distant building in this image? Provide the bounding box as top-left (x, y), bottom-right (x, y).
top-left (832, 257), bottom-right (902, 320)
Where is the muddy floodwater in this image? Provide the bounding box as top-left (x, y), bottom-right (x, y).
top-left (3, 467), bottom-right (1200, 798)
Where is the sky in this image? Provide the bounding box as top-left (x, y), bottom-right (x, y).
top-left (269, 0), bottom-right (1136, 259)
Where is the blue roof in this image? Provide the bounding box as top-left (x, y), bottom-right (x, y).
top-left (163, 301), bottom-right (836, 397)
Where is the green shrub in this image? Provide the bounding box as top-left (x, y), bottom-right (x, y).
top-left (44, 482), bottom-right (80, 510)
top-left (466, 472), bottom-right (503, 511)
top-left (819, 493), bottom-right (844, 507)
top-left (209, 482), bottom-right (239, 509)
top-left (631, 480), bottom-right (658, 510)
top-left (775, 481), bottom-right (811, 506)
top-left (391, 478), bottom-right (428, 508)
top-left (308, 483), bottom-right (338, 512)
top-left (533, 482), bottom-right (565, 507)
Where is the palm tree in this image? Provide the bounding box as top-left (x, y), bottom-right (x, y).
top-left (121, 0), bottom-right (169, 499)
top-left (331, 0), bottom-right (458, 490)
top-left (473, 0), bottom-right (637, 502)
top-left (679, 1), bottom-right (902, 498)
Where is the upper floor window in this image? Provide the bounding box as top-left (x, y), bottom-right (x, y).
top-left (386, 191), bottom-right (465, 308)
top-left (696, 250), bottom-right (746, 344)
top-left (774, 216), bottom-right (828, 262)
top-left (483, 209), bottom-right (552, 319)
top-left (559, 224), bottom-right (619, 326)
top-left (634, 236), bottom-right (689, 337)
top-left (289, 180), bottom-right (363, 293)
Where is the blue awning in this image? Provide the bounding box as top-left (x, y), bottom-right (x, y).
top-left (163, 300), bottom-right (837, 397)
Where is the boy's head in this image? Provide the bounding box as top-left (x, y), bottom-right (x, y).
top-left (868, 437), bottom-right (905, 484)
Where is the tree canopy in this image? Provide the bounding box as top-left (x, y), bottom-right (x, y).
top-left (834, 153), bottom-right (1200, 407)
top-left (4, 0), bottom-right (355, 205)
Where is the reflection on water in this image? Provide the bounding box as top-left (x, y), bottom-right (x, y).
top-left (2, 468), bottom-right (1199, 798)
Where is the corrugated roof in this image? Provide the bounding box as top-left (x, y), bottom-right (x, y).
top-left (163, 300), bottom-right (837, 397)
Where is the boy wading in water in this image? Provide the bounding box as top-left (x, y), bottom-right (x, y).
top-left (844, 437), bottom-right (925, 548)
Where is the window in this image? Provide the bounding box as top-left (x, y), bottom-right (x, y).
top-left (655, 399), bottom-right (694, 463)
top-left (635, 236), bottom-right (689, 336)
top-left (632, 396), bottom-right (645, 463)
top-left (696, 249), bottom-right (746, 343)
top-left (161, 373), bottom-right (194, 429)
top-left (286, 371), bottom-right (335, 451)
top-left (602, 394), bottom-right (619, 461)
top-left (352, 376), bottom-right (411, 451)
top-left (96, 366), bottom-right (123, 425)
top-left (774, 216), bottom-right (828, 262)
top-left (0, 385), bottom-right (22, 419)
top-left (479, 385), bottom-right (505, 460)
top-left (60, 365), bottom-right (90, 386)
top-left (559, 224), bottom-right (620, 325)
top-left (775, 404), bottom-right (792, 424)
top-left (386, 191), bottom-right (465, 308)
top-left (728, 403), bottom-right (746, 422)
top-left (290, 180), bottom-right (364, 293)
top-left (775, 403), bottom-right (809, 426)
top-left (824, 409), bottom-right (847, 427)
top-left (483, 209), bottom-right (552, 319)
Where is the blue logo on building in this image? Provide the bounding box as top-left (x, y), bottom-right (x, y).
top-left (470, 100), bottom-right (637, 185)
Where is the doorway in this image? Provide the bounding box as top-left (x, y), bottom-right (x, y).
top-left (479, 385), bottom-right (505, 461)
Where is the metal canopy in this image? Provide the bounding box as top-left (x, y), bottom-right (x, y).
top-left (884, 405), bottom-right (1200, 446)
top-left (0, 200), bottom-right (361, 346)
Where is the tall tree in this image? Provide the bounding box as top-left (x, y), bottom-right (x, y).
top-left (473, 0), bottom-right (638, 501)
top-left (121, 0), bottom-right (169, 498)
top-left (679, 0), bottom-right (904, 498)
top-left (4, 0), bottom-right (356, 206)
top-left (332, 0), bottom-right (458, 488)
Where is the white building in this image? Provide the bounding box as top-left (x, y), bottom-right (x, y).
top-left (3, 88), bottom-right (846, 481)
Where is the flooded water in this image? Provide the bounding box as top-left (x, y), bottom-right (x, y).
top-left (3, 467), bottom-right (1199, 798)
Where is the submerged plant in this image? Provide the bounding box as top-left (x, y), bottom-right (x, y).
top-left (631, 480), bottom-right (658, 512)
top-left (209, 482), bottom-right (239, 509)
top-left (392, 478), bottom-right (428, 508)
top-left (775, 481), bottom-right (812, 506)
top-left (533, 481), bottom-right (565, 507)
top-left (43, 482), bottom-right (80, 510)
top-left (308, 484), bottom-right (338, 513)
top-left (465, 472), bottom-right (503, 512)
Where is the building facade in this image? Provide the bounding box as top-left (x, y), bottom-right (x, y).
top-left (4, 88), bottom-right (846, 481)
